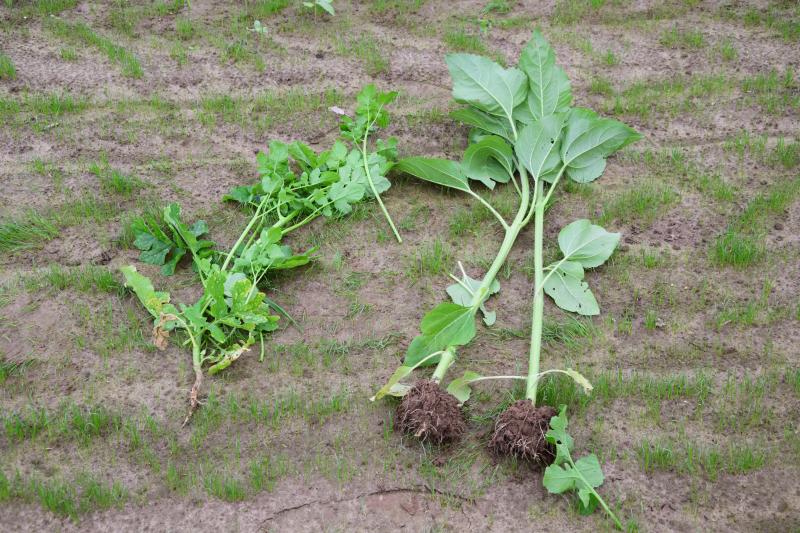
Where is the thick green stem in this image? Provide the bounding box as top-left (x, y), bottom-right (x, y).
top-left (471, 166), bottom-right (532, 306)
top-left (526, 179), bottom-right (546, 403)
top-left (429, 166), bottom-right (533, 387)
top-left (431, 347), bottom-right (456, 384)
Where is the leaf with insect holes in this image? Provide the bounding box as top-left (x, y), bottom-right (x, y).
top-left (517, 29), bottom-right (572, 122)
top-left (561, 108), bottom-right (642, 183)
top-left (446, 54), bottom-right (527, 126)
top-left (514, 114), bottom-right (565, 182)
top-left (395, 157), bottom-right (471, 193)
top-left (462, 135), bottom-right (514, 189)
top-left (543, 263), bottom-right (599, 316)
top-left (446, 370), bottom-right (483, 404)
top-left (450, 108), bottom-right (513, 140)
top-left (405, 303), bottom-right (477, 367)
top-left (446, 272), bottom-right (500, 325)
top-left (121, 265), bottom-right (170, 318)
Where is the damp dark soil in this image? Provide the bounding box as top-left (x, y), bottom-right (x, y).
top-left (490, 400), bottom-right (558, 463)
top-left (395, 380), bottom-right (466, 444)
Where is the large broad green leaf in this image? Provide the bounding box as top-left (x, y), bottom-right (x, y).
top-left (405, 303), bottom-right (477, 367)
top-left (450, 108), bottom-right (512, 140)
top-left (445, 54), bottom-right (527, 126)
top-left (557, 219), bottom-right (620, 268)
top-left (121, 265), bottom-right (170, 318)
top-left (462, 135), bottom-right (514, 189)
top-left (514, 114), bottom-right (565, 182)
top-left (561, 108), bottom-right (642, 183)
top-left (543, 263), bottom-right (600, 316)
top-left (518, 30), bottom-right (572, 121)
top-left (395, 157), bottom-right (471, 193)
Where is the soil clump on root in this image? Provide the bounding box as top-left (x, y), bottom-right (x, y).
top-left (490, 400), bottom-right (558, 463)
top-left (395, 380), bottom-right (466, 444)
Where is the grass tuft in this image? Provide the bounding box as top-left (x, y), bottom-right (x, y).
top-left (0, 52), bottom-right (16, 80)
top-left (45, 18), bottom-right (143, 78)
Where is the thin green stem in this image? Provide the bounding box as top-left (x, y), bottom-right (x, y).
top-left (526, 178), bottom-right (545, 403)
top-left (466, 189), bottom-right (510, 230)
top-left (564, 449), bottom-right (623, 530)
top-left (221, 201), bottom-right (264, 271)
top-left (361, 119), bottom-right (402, 243)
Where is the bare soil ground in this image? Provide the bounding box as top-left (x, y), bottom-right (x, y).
top-left (1, 0), bottom-right (799, 531)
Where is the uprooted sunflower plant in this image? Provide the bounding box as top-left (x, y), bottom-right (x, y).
top-left (123, 85), bottom-right (400, 423)
top-left (371, 31), bottom-right (639, 528)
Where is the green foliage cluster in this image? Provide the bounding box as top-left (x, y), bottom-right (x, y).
top-left (122, 86), bottom-right (399, 421)
top-left (373, 30), bottom-right (640, 528)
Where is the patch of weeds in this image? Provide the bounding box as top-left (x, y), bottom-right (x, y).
top-left (117, 201), bottom-right (167, 248)
top-left (22, 265), bottom-right (123, 295)
top-left (405, 239), bottom-right (452, 281)
top-left (599, 182), bottom-right (678, 226)
top-left (552, 0), bottom-right (607, 25)
top-left (169, 42), bottom-right (188, 65)
top-left (694, 173), bottom-right (736, 202)
top-left (741, 68), bottom-right (799, 114)
top-left (203, 472), bottom-right (247, 502)
top-left (711, 179), bottom-right (800, 267)
top-left (59, 47), bottom-right (78, 61)
top-left (175, 17), bottom-right (194, 40)
top-left (0, 358), bottom-right (34, 384)
top-left (444, 27), bottom-right (489, 55)
top-left (222, 38), bottom-right (266, 71)
top-left (712, 231), bottom-right (762, 267)
top-left (449, 204), bottom-right (493, 237)
top-left (769, 138), bottom-right (799, 169)
top-left (89, 157), bottom-right (146, 197)
top-left (44, 18), bottom-right (143, 78)
top-left (660, 26), bottom-right (705, 49)
top-left (335, 35), bottom-right (389, 76)
top-left (718, 39), bottom-right (737, 61)
top-left (0, 52), bottom-right (16, 80)
top-left (636, 439), bottom-right (766, 480)
top-left (369, 0), bottom-right (426, 18)
top-left (603, 50), bottom-right (619, 66)
top-left (246, 0), bottom-right (290, 19)
top-left (589, 75), bottom-right (614, 96)
top-left (723, 130), bottom-right (767, 160)
top-left (0, 211), bottom-right (59, 252)
top-left (9, 0), bottom-right (77, 16)
top-left (542, 316), bottom-right (597, 348)
top-left (483, 0), bottom-right (510, 14)
top-left (606, 74), bottom-right (730, 120)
